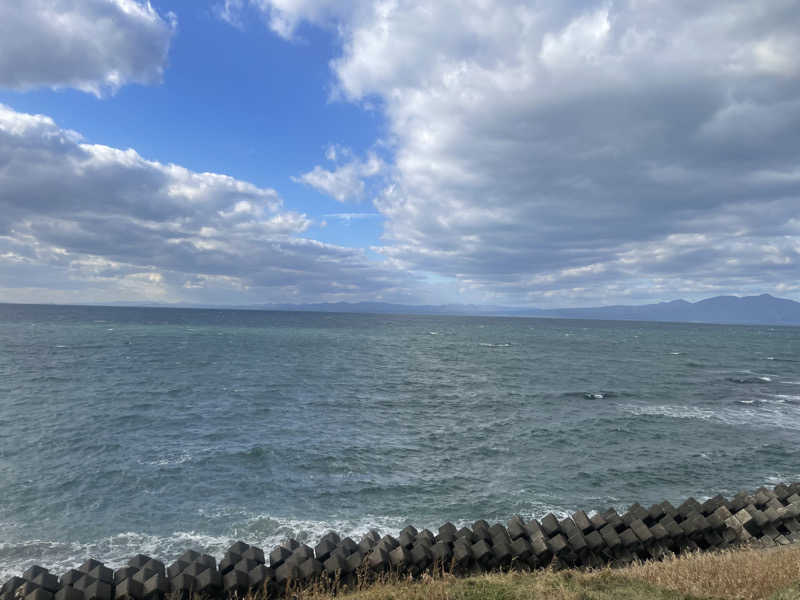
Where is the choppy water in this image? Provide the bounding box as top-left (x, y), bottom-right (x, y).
top-left (1, 304), bottom-right (799, 577)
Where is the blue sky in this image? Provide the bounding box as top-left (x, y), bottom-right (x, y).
top-left (0, 1), bottom-right (799, 307)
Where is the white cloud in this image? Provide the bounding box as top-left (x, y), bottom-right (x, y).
top-left (293, 147), bottom-right (384, 202)
top-left (244, 0), bottom-right (800, 305)
top-left (0, 0), bottom-right (176, 95)
top-left (0, 104), bottom-right (419, 304)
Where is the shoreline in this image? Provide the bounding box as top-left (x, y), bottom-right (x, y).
top-left (3, 482), bottom-right (799, 600)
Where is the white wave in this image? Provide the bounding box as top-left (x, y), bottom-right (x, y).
top-left (773, 394), bottom-right (800, 402)
top-left (670, 352), bottom-right (683, 355)
top-left (428, 331), bottom-right (438, 335)
top-left (479, 343), bottom-right (512, 347)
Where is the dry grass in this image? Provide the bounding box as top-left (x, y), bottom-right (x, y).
top-left (623, 544), bottom-right (800, 600)
top-left (227, 544), bottom-right (800, 600)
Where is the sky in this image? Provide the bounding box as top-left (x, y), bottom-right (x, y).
top-left (0, 1), bottom-right (799, 308)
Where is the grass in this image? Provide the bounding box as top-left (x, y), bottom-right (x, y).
top-left (244, 544), bottom-right (800, 600)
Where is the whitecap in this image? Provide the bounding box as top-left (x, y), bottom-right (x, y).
top-left (479, 343), bottom-right (512, 347)
top-left (670, 352), bottom-right (683, 355)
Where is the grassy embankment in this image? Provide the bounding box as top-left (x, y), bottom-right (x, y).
top-left (245, 544), bottom-right (800, 600)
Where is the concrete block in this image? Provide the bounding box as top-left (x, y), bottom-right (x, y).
top-left (625, 503), bottom-right (649, 524)
top-left (83, 581), bottom-right (111, 600)
top-left (398, 526), bottom-right (417, 546)
top-left (290, 545), bottom-right (315, 565)
top-left (169, 574), bottom-right (195, 594)
top-left (241, 547), bottom-right (264, 565)
top-left (298, 558), bottom-right (323, 582)
top-left (547, 534), bottom-right (568, 556)
top-left (376, 536), bottom-right (399, 554)
top-left (141, 575), bottom-right (168, 600)
top-left (470, 540), bottom-right (491, 565)
top-left (701, 495), bottom-right (728, 515)
top-left (729, 492), bottom-right (755, 513)
top-left (269, 546), bottom-right (291, 568)
top-left (366, 547), bottom-right (389, 571)
top-left (339, 537), bottom-right (358, 556)
top-left (507, 515), bottom-right (526, 540)
top-left (761, 524), bottom-right (781, 539)
top-left (471, 524), bottom-right (491, 543)
top-left (572, 511), bottom-right (592, 534)
top-left (345, 552), bottom-right (364, 573)
top-left (747, 507), bottom-right (769, 529)
top-left (140, 561), bottom-right (163, 579)
top-left (409, 543), bottom-right (432, 568)
top-left (72, 577), bottom-right (96, 592)
top-left (630, 521), bottom-right (654, 544)
top-left (541, 514), bottom-right (560, 537)
top-left (649, 523), bottom-right (669, 541)
top-left (417, 530), bottom-right (436, 546)
top-left (18, 582), bottom-right (40, 597)
top-left (113, 578), bottom-right (142, 600)
top-left (703, 530), bottom-right (724, 548)
top-left (87, 567), bottom-right (112, 586)
top-left (452, 539), bottom-right (473, 567)
top-left (323, 553), bottom-right (349, 576)
top-left (754, 489), bottom-right (774, 508)
top-left (194, 569), bottom-right (221, 595)
top-left (228, 541), bottom-right (249, 556)
top-left (456, 527), bottom-right (475, 544)
top-left (274, 562), bottom-right (298, 586)
top-left (165, 562), bottom-right (187, 580)
top-left (660, 518), bottom-right (683, 539)
top-left (180, 564), bottom-right (206, 579)
top-left (773, 483), bottom-right (791, 500)
top-left (677, 498), bottom-right (702, 519)
top-left (775, 535), bottom-right (791, 545)
top-left (176, 551), bottom-right (200, 566)
top-left (222, 570), bottom-right (248, 596)
top-left (598, 524), bottom-right (621, 549)
top-left (490, 539), bottom-right (512, 564)
top-left (602, 509), bottom-right (623, 532)
top-left (438, 522), bottom-right (457, 539)
top-left (647, 504), bottom-right (666, 523)
top-left (660, 501), bottom-right (678, 519)
top-left (32, 574), bottom-right (58, 593)
top-left (24, 567), bottom-right (49, 581)
top-left (589, 513), bottom-right (607, 531)
top-left (430, 542), bottom-right (452, 565)
top-left (282, 539), bottom-right (300, 552)
top-left (510, 537), bottom-right (532, 562)
top-left (218, 555), bottom-right (237, 576)
top-left (530, 536), bottom-right (550, 557)
top-left (783, 518), bottom-right (800, 533)
top-left (2, 577), bottom-right (24, 595)
top-left (472, 519), bottom-right (490, 531)
top-left (55, 588), bottom-right (83, 600)
top-left (567, 532), bottom-right (587, 554)
top-left (619, 528), bottom-right (639, 548)
top-left (525, 519), bottom-right (546, 540)
top-left (490, 525), bottom-right (511, 545)
top-left (389, 546), bottom-right (410, 570)
top-left (247, 565), bottom-right (273, 591)
top-left (24, 589), bottom-right (53, 600)
top-left (763, 506), bottom-right (782, 525)
top-left (584, 530), bottom-right (604, 551)
top-left (558, 518), bottom-right (579, 539)
top-left (314, 538), bottom-right (337, 562)
top-left (127, 556), bottom-right (151, 570)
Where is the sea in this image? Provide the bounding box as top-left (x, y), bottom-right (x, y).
top-left (1, 303), bottom-right (799, 578)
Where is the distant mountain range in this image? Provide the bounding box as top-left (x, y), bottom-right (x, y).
top-left (97, 293), bottom-right (800, 326)
top-left (240, 293), bottom-right (800, 326)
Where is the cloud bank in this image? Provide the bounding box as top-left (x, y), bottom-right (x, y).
top-left (244, 0), bottom-right (800, 305)
top-left (0, 105), bottom-right (415, 304)
top-left (0, 0), bottom-right (176, 95)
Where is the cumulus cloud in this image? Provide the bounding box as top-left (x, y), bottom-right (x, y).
top-left (245, 0), bottom-right (800, 305)
top-left (0, 0), bottom-right (176, 95)
top-left (293, 145), bottom-right (384, 202)
top-left (0, 105), bottom-right (417, 304)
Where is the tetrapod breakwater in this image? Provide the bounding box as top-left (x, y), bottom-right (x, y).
top-left (3, 481), bottom-right (800, 599)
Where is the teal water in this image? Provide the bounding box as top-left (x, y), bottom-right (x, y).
top-left (1, 304), bottom-right (799, 577)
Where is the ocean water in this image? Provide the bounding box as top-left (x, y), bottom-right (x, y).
top-left (1, 304), bottom-right (799, 577)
